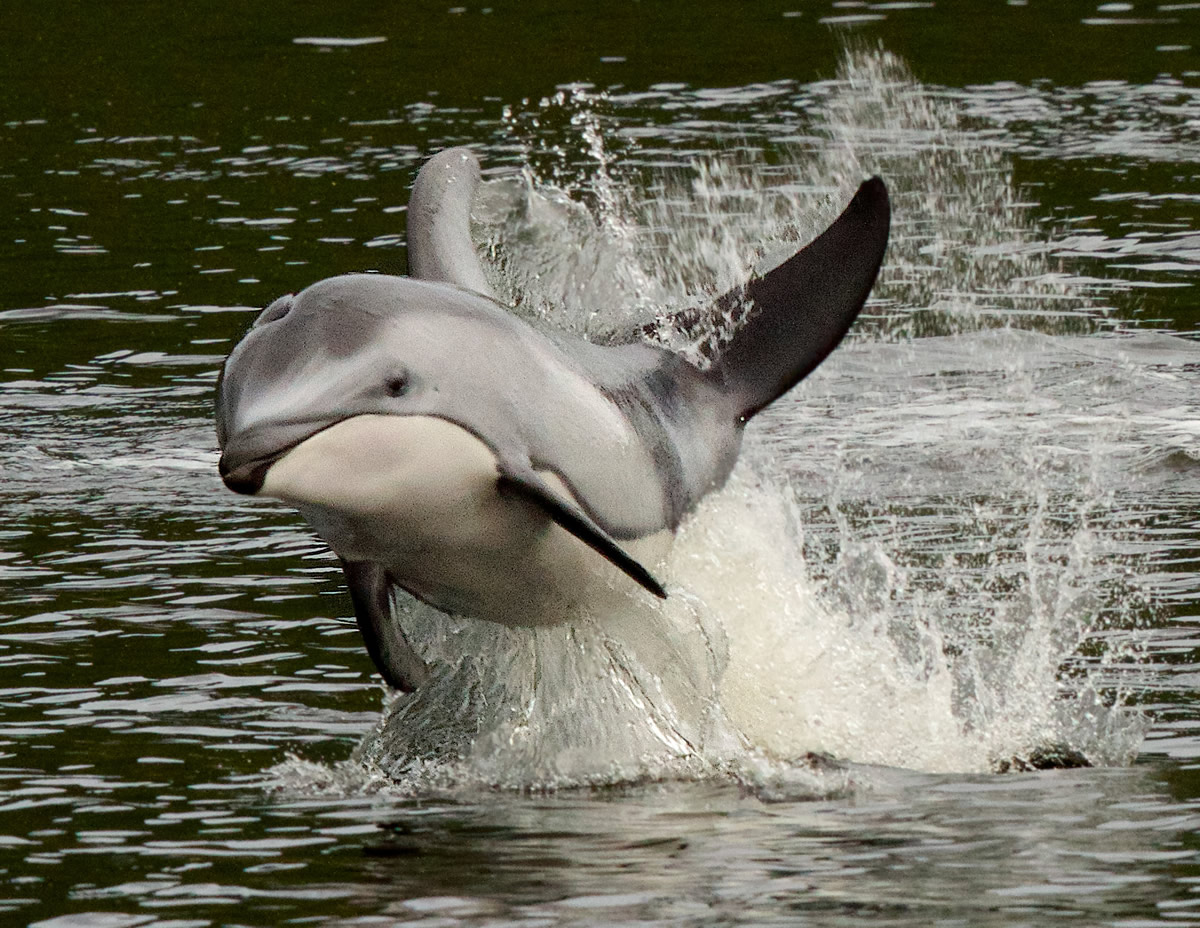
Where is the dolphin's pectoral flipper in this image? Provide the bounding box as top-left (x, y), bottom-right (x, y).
top-left (710, 176), bottom-right (891, 422)
top-left (495, 459), bottom-right (668, 601)
top-left (341, 559), bottom-right (429, 692)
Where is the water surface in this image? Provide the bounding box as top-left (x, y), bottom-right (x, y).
top-left (2, 2), bottom-right (1200, 925)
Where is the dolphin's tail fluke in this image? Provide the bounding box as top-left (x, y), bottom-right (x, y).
top-left (708, 177), bottom-right (890, 422)
top-left (407, 147), bottom-right (496, 298)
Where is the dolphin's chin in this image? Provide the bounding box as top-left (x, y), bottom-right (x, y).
top-left (218, 456), bottom-right (278, 495)
top-left (219, 441), bottom-right (313, 496)
top-left (218, 418), bottom-right (350, 496)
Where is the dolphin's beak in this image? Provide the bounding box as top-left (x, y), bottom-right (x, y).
top-left (218, 418), bottom-right (344, 496)
top-left (217, 453), bottom-right (278, 495)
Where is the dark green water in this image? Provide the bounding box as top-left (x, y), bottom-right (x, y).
top-left (2, 2), bottom-right (1200, 926)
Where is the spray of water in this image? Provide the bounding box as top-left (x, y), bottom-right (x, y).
top-left (269, 47), bottom-right (1147, 799)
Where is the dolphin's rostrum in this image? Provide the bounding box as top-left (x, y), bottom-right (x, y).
top-left (216, 147), bottom-right (890, 692)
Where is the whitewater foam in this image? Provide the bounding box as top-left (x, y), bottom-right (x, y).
top-left (268, 47), bottom-right (1148, 799)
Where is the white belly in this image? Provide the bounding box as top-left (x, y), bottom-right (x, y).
top-left (259, 414), bottom-right (669, 626)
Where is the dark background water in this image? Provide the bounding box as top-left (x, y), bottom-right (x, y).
top-left (3, 1), bottom-right (1196, 333)
top-left (3, 2), bottom-right (1200, 926)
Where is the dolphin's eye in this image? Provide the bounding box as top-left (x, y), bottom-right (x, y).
top-left (255, 295), bottom-right (294, 327)
top-left (385, 373), bottom-right (409, 397)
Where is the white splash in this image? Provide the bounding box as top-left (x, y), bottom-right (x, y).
top-left (270, 47), bottom-right (1148, 799)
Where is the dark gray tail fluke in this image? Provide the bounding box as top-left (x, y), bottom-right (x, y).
top-left (709, 176), bottom-right (890, 422)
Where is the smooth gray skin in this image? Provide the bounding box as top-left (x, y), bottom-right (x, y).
top-left (216, 147), bottom-right (891, 691)
top-left (405, 146), bottom-right (496, 298)
top-left (216, 273), bottom-right (735, 539)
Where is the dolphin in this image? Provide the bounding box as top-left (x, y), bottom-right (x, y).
top-left (216, 147), bottom-right (890, 692)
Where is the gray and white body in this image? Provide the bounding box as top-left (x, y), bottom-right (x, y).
top-left (216, 147), bottom-right (890, 691)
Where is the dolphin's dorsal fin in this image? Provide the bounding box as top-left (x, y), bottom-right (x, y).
top-left (341, 559), bottom-right (429, 692)
top-left (406, 147), bottom-right (496, 298)
top-left (495, 458), bottom-right (668, 601)
top-left (709, 176), bottom-right (890, 422)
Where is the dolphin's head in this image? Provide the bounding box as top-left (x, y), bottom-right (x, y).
top-left (216, 274), bottom-right (448, 496)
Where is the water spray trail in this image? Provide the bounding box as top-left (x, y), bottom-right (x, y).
top-left (273, 47), bottom-right (1149, 798)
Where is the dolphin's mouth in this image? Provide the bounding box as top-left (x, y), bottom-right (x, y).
top-left (218, 418), bottom-right (347, 496)
top-left (218, 452), bottom-right (285, 495)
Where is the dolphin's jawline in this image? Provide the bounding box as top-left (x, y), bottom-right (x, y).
top-left (218, 417), bottom-right (354, 495)
top-left (238, 409), bottom-right (668, 604)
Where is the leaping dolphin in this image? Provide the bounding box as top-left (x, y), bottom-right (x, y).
top-left (216, 147), bottom-right (890, 692)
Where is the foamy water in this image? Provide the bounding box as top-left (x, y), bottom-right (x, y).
top-left (262, 50), bottom-right (1156, 797)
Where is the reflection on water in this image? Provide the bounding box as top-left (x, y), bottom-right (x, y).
top-left (2, 3), bottom-right (1200, 923)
